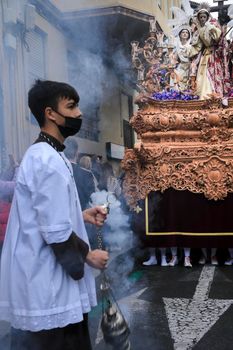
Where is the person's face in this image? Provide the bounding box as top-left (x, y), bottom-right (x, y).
top-left (44, 97), bottom-right (82, 139)
top-left (50, 97), bottom-right (82, 128)
top-left (179, 30), bottom-right (190, 41)
top-left (57, 97), bottom-right (81, 120)
top-left (198, 13), bottom-right (208, 26)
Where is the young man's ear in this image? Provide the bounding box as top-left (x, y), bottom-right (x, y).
top-left (45, 107), bottom-right (56, 122)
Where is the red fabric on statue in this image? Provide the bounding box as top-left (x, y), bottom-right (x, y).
top-left (0, 200), bottom-right (11, 243)
top-left (207, 20), bottom-right (231, 97)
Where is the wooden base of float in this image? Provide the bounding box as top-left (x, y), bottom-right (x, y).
top-left (122, 96), bottom-right (233, 209)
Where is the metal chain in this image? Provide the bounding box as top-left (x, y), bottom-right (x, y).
top-left (96, 228), bottom-right (103, 250)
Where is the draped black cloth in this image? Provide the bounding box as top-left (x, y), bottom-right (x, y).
top-left (131, 189), bottom-right (233, 248)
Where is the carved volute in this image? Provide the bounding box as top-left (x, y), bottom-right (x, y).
top-left (122, 97), bottom-right (233, 208)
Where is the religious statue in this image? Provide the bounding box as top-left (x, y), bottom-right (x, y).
top-left (186, 3), bottom-right (231, 99)
top-left (173, 27), bottom-right (192, 91)
top-left (131, 0), bottom-right (233, 100)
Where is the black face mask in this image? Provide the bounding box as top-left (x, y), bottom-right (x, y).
top-left (54, 110), bottom-right (82, 138)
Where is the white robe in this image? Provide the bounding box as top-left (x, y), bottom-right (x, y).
top-left (0, 142), bottom-right (96, 331)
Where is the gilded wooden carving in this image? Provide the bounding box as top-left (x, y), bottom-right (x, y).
top-left (122, 97), bottom-right (233, 208)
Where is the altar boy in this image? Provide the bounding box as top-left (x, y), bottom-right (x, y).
top-left (0, 80), bottom-right (109, 350)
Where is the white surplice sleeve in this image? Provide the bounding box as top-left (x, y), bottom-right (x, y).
top-left (33, 167), bottom-right (72, 244)
top-left (18, 150), bottom-right (74, 245)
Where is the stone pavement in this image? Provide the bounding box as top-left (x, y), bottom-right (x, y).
top-left (1, 248), bottom-right (233, 349)
top-left (89, 248), bottom-right (233, 350)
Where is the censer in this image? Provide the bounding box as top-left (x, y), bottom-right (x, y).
top-left (100, 271), bottom-right (131, 350)
top-left (96, 196), bottom-right (131, 350)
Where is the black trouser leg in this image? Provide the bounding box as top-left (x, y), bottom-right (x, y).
top-left (64, 314), bottom-right (92, 350)
top-left (10, 314), bottom-right (92, 350)
top-left (11, 326), bottom-right (65, 350)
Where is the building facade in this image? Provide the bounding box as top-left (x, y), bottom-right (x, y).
top-left (0, 0), bottom-right (179, 171)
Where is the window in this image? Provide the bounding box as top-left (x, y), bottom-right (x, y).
top-left (123, 120), bottom-right (134, 149)
top-left (26, 28), bottom-right (46, 83)
top-left (78, 106), bottom-right (100, 142)
top-left (67, 50), bottom-right (100, 141)
top-left (120, 92), bottom-right (134, 148)
top-left (25, 27), bottom-right (46, 124)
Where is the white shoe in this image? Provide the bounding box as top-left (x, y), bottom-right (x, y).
top-left (143, 256), bottom-right (157, 266)
top-left (198, 256), bottom-right (206, 265)
top-left (184, 256), bottom-right (192, 268)
top-left (161, 257), bottom-right (168, 266)
top-left (169, 256), bottom-right (178, 266)
top-left (225, 258), bottom-right (233, 266)
top-left (211, 256), bottom-right (218, 266)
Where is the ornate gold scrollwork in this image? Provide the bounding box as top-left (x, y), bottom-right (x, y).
top-left (122, 98), bottom-right (233, 208)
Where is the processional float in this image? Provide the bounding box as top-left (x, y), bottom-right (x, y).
top-left (122, 2), bottom-right (233, 248)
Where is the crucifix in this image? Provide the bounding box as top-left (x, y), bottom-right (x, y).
top-left (212, 0), bottom-right (230, 25)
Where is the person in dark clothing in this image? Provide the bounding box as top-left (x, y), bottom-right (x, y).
top-left (64, 137), bottom-right (96, 210)
top-left (91, 154), bottom-right (102, 183)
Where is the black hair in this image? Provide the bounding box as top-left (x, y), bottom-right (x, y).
top-left (28, 79), bottom-right (79, 127)
top-left (63, 137), bottom-right (79, 160)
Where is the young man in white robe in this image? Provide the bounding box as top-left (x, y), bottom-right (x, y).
top-left (0, 80), bottom-right (109, 350)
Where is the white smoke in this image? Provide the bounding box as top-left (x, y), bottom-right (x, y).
top-left (90, 190), bottom-right (133, 252)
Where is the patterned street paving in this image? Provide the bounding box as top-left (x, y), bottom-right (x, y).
top-left (89, 249), bottom-right (233, 350)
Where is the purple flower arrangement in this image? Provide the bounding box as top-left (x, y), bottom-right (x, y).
top-left (228, 90), bottom-right (233, 98)
top-left (151, 89), bottom-right (199, 101)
